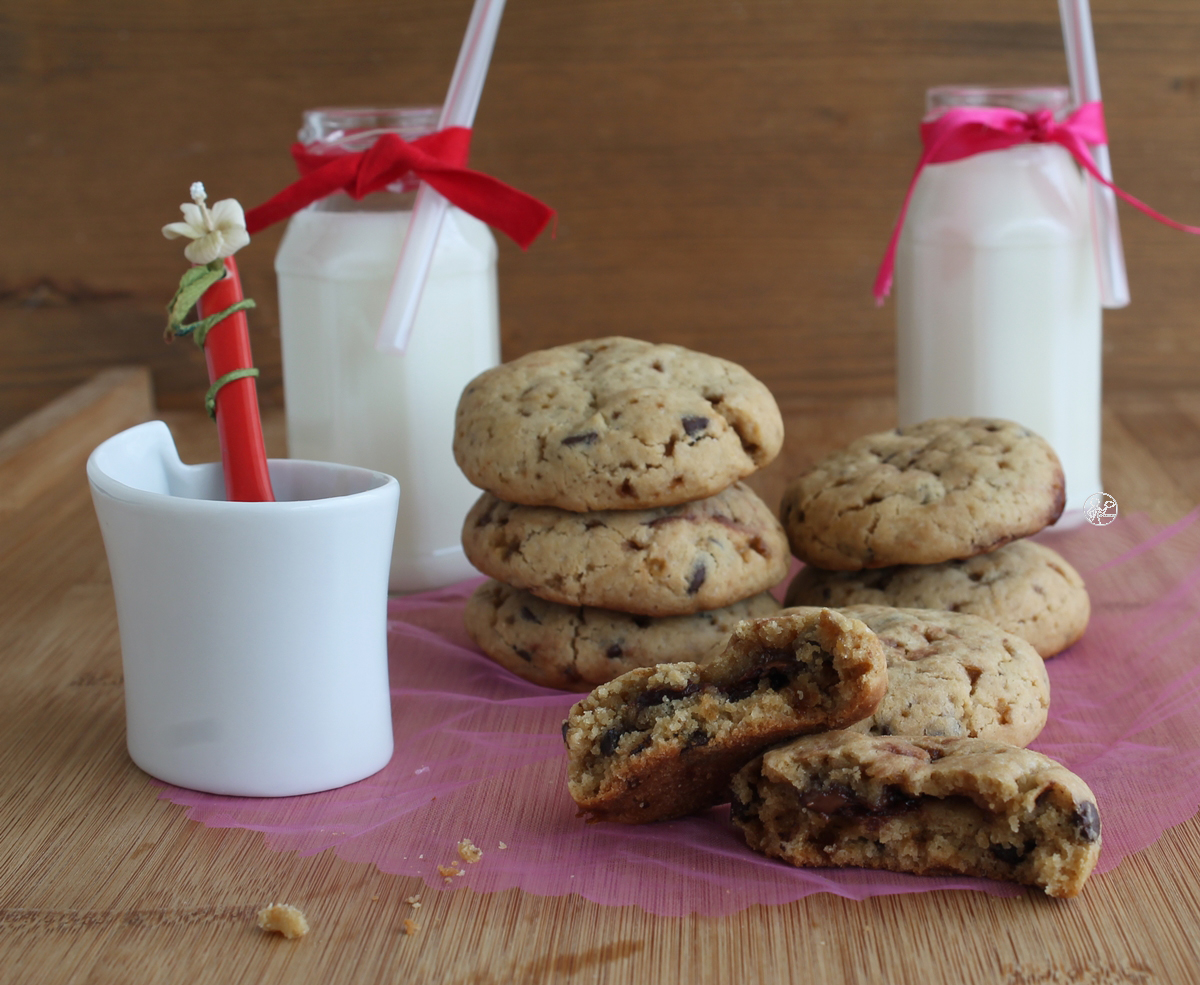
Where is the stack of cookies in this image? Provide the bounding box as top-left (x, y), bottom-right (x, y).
top-left (779, 417), bottom-right (1091, 660)
top-left (452, 337), bottom-right (791, 691)
top-left (560, 416), bottom-right (1103, 897)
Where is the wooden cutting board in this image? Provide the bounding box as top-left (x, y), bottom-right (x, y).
top-left (1, 369), bottom-right (1197, 985)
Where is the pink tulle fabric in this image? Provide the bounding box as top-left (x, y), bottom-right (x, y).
top-left (158, 508), bottom-right (1200, 916)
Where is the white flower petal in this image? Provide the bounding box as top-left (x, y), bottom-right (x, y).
top-left (184, 232), bottom-right (224, 265)
top-left (209, 198), bottom-right (246, 231)
top-left (162, 221), bottom-right (202, 240)
top-left (178, 202), bottom-right (206, 229)
top-left (218, 227), bottom-right (251, 256)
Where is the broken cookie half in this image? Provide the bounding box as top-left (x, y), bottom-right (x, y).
top-left (563, 607), bottom-right (888, 824)
top-left (730, 730), bottom-right (1101, 898)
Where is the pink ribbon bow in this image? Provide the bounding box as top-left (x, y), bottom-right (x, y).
top-left (874, 101), bottom-right (1200, 303)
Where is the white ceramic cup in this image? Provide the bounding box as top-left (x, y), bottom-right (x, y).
top-left (87, 421), bottom-right (399, 797)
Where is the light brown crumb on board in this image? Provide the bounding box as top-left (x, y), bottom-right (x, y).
top-left (457, 838), bottom-right (483, 864)
top-left (256, 903), bottom-right (309, 940)
top-left (403, 918), bottom-right (419, 936)
top-left (405, 894), bottom-right (422, 909)
top-left (437, 863), bottom-right (460, 880)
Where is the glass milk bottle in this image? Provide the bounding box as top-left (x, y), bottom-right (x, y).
top-left (276, 107), bottom-right (500, 592)
top-left (895, 86), bottom-right (1101, 513)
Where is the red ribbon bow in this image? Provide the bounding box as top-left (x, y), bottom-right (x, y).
top-left (244, 126), bottom-right (554, 249)
top-left (874, 101), bottom-right (1200, 303)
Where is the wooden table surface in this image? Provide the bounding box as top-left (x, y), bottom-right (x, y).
top-left (2, 368), bottom-right (1199, 985)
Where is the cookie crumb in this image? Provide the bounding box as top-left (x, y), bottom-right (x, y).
top-left (498, 842), bottom-right (507, 850)
top-left (457, 838), bottom-right (483, 864)
top-left (405, 894), bottom-right (422, 908)
top-left (437, 862), bottom-right (461, 883)
top-left (256, 903), bottom-right (309, 940)
top-left (403, 918), bottom-right (419, 936)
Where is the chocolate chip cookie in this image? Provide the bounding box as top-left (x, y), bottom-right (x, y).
top-left (731, 730), bottom-right (1101, 898)
top-left (785, 540), bottom-right (1089, 658)
top-left (464, 579), bottom-right (781, 691)
top-left (820, 605), bottom-right (1050, 746)
top-left (454, 337), bottom-right (784, 512)
top-left (779, 418), bottom-right (1065, 570)
top-left (564, 608), bottom-right (888, 823)
top-left (462, 482), bottom-right (789, 617)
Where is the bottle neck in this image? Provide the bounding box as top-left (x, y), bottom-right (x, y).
top-left (925, 86), bottom-right (1071, 119)
top-left (299, 107), bottom-right (440, 213)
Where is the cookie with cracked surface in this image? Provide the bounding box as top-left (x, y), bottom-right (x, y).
top-left (462, 482), bottom-right (790, 617)
top-left (784, 540), bottom-right (1089, 658)
top-left (730, 730), bottom-right (1101, 898)
top-left (809, 604), bottom-right (1050, 746)
top-left (779, 417), bottom-right (1065, 570)
top-left (453, 337), bottom-right (784, 512)
top-left (564, 608), bottom-right (888, 823)
top-left (464, 579), bottom-right (781, 691)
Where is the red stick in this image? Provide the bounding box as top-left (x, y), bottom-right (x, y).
top-left (195, 257), bottom-right (275, 502)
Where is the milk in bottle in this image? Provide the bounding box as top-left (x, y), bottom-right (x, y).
top-left (275, 108), bottom-right (499, 592)
top-left (895, 87), bottom-right (1102, 513)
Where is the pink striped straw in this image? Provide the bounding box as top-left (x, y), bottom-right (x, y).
top-left (1059, 0), bottom-right (1130, 308)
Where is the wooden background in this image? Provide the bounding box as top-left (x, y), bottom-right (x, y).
top-left (1, 0), bottom-right (1199, 432)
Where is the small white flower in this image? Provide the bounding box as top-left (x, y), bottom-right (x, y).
top-left (162, 181), bottom-right (250, 265)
